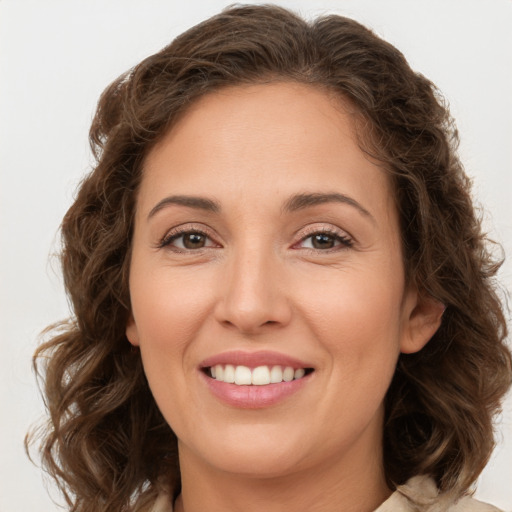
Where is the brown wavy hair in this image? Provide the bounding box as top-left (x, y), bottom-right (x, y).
top-left (27, 5), bottom-right (511, 511)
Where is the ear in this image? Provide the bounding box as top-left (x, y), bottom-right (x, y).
top-left (126, 313), bottom-right (140, 347)
top-left (400, 288), bottom-right (445, 354)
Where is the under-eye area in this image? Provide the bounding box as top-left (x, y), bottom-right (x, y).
top-left (203, 365), bottom-right (315, 385)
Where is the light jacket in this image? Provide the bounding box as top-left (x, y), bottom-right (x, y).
top-left (150, 475), bottom-right (502, 512)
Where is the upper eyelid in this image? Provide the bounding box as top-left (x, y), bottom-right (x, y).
top-left (158, 223), bottom-right (220, 248)
top-left (294, 223), bottom-right (353, 240)
top-left (292, 224), bottom-right (355, 252)
top-left (295, 231), bottom-right (353, 248)
top-left (163, 223), bottom-right (216, 237)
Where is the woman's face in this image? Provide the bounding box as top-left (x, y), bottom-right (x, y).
top-left (127, 83), bottom-right (434, 480)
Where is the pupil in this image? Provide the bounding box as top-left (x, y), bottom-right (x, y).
top-left (312, 234), bottom-right (334, 249)
top-left (184, 233), bottom-right (205, 249)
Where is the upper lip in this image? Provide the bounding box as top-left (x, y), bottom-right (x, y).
top-left (200, 350), bottom-right (314, 370)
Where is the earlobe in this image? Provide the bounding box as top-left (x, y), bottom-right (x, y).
top-left (126, 314), bottom-right (140, 347)
top-left (400, 291), bottom-right (445, 354)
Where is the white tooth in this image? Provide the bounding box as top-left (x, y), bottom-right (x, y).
top-left (252, 366), bottom-right (271, 385)
top-left (223, 364), bottom-right (235, 383)
top-left (234, 365), bottom-right (252, 385)
top-left (210, 366), bottom-right (216, 378)
top-left (294, 368), bottom-right (305, 380)
top-left (215, 364), bottom-right (224, 381)
top-left (270, 365), bottom-right (283, 383)
top-left (283, 366), bottom-right (294, 382)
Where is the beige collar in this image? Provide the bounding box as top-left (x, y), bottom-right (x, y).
top-left (150, 476), bottom-right (502, 512)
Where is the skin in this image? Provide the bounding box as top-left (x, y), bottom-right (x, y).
top-left (126, 82), bottom-right (443, 512)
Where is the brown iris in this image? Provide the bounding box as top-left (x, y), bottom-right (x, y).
top-left (311, 233), bottom-right (336, 249)
top-left (183, 233), bottom-right (207, 249)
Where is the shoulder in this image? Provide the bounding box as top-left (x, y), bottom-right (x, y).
top-left (150, 477), bottom-right (503, 512)
top-left (449, 495), bottom-right (503, 512)
top-left (150, 491), bottom-right (174, 512)
top-left (375, 476), bottom-right (503, 512)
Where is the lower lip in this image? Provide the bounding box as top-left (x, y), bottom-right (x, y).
top-left (201, 371), bottom-right (312, 409)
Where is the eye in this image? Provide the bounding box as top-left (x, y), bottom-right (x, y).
top-left (160, 230), bottom-right (217, 250)
top-left (297, 231), bottom-right (353, 250)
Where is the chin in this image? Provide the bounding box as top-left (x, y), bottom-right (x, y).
top-left (178, 424), bottom-right (316, 478)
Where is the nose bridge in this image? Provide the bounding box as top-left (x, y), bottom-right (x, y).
top-left (215, 237), bottom-right (290, 333)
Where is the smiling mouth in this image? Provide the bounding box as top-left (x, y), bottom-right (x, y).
top-left (203, 364), bottom-right (315, 386)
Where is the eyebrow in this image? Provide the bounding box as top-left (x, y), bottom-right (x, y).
top-left (147, 192), bottom-right (374, 223)
top-left (148, 195), bottom-right (220, 219)
top-left (282, 192), bottom-right (375, 222)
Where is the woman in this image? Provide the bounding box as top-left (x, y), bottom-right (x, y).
top-left (28, 5), bottom-right (511, 512)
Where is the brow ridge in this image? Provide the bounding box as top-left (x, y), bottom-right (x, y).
top-left (148, 195), bottom-right (220, 219)
top-left (282, 192), bottom-right (374, 221)
top-left (148, 192), bottom-right (373, 223)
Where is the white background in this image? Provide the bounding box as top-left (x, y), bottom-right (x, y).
top-left (1, 1), bottom-right (511, 510)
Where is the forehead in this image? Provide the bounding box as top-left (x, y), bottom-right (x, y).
top-left (139, 82), bottom-right (396, 225)
top-left (158, 82), bottom-right (361, 157)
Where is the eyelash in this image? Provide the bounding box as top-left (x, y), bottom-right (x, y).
top-left (294, 228), bottom-right (353, 251)
top-left (158, 226), bottom-right (216, 251)
top-left (158, 226), bottom-right (353, 252)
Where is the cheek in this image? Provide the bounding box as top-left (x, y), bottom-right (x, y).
top-left (127, 265), bottom-right (217, 414)
top-left (301, 263), bottom-right (403, 335)
top-left (297, 264), bottom-right (404, 382)
top-left (128, 267), bottom-right (216, 423)
top-left (131, 266), bottom-right (212, 346)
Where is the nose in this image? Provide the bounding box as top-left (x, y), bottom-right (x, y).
top-left (214, 245), bottom-right (292, 335)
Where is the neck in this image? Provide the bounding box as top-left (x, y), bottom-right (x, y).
top-left (174, 424), bottom-right (391, 512)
